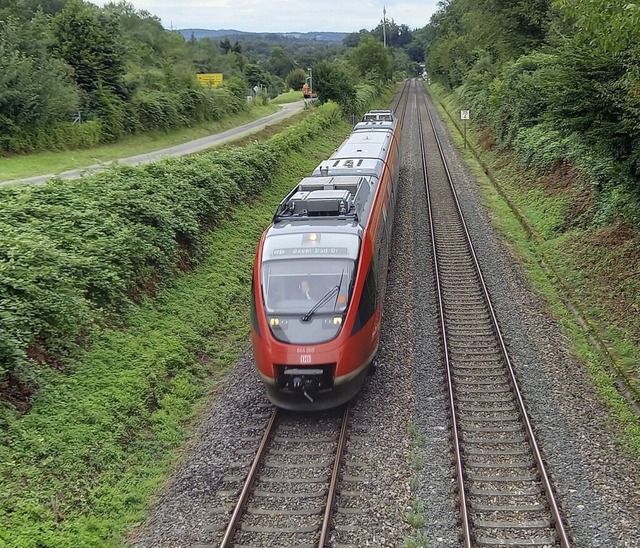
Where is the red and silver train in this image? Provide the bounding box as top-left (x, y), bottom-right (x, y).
top-left (251, 109), bottom-right (401, 410)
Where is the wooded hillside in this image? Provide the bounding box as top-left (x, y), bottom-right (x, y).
top-left (422, 0), bottom-right (640, 228)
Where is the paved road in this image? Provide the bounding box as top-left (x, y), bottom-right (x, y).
top-left (1, 100), bottom-right (306, 188)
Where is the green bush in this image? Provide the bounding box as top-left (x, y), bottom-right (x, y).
top-left (0, 103), bottom-right (341, 393)
top-left (85, 87), bottom-right (127, 141)
top-left (176, 87), bottom-right (213, 124)
top-left (132, 91), bottom-right (182, 131)
top-left (0, 78), bottom-right (251, 154)
top-left (512, 123), bottom-right (574, 173)
top-left (0, 121), bottom-right (102, 154)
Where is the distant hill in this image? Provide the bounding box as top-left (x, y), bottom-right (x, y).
top-left (178, 28), bottom-right (348, 42)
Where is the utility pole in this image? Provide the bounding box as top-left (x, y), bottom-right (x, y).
top-left (383, 6), bottom-right (387, 48)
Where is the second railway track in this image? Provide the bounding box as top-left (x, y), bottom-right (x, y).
top-left (414, 80), bottom-right (572, 547)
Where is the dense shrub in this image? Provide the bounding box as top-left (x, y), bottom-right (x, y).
top-left (132, 91), bottom-right (182, 131)
top-left (176, 88), bottom-right (213, 124)
top-left (354, 82), bottom-right (382, 116)
top-left (512, 123), bottom-right (575, 174)
top-left (1, 121), bottom-right (102, 154)
top-left (84, 87), bottom-right (127, 141)
top-left (0, 103), bottom-right (341, 388)
top-left (1, 77), bottom-right (250, 153)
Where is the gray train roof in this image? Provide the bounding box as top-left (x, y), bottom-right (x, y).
top-left (309, 125), bottom-right (393, 179)
top-left (267, 110), bottom-right (398, 240)
top-left (353, 120), bottom-right (396, 132)
top-left (361, 109), bottom-right (396, 122)
top-left (312, 158), bottom-right (384, 179)
top-left (345, 130), bottom-right (391, 145)
top-left (271, 174), bottom-right (377, 228)
top-left (334, 127), bottom-right (393, 157)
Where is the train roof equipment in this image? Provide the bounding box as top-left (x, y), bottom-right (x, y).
top-left (272, 175), bottom-right (375, 226)
top-left (361, 109), bottom-right (395, 122)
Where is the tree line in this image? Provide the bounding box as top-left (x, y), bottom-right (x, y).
top-left (0, 0), bottom-right (425, 156)
top-left (0, 0), bottom-right (259, 152)
top-left (423, 0), bottom-right (640, 227)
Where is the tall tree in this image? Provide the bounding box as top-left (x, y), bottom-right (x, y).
top-left (0, 18), bottom-right (78, 137)
top-left (554, 0), bottom-right (640, 53)
top-left (350, 34), bottom-right (392, 79)
top-left (312, 60), bottom-right (357, 114)
top-left (285, 67), bottom-right (307, 91)
top-left (267, 46), bottom-right (295, 78)
top-left (371, 19), bottom-right (412, 48)
top-left (52, 0), bottom-right (126, 97)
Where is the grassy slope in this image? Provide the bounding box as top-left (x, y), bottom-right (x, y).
top-left (0, 104), bottom-right (284, 182)
top-left (270, 90), bottom-right (304, 104)
top-left (0, 113), bottom-right (352, 546)
top-left (427, 83), bottom-right (640, 457)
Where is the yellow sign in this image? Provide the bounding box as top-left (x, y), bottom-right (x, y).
top-left (196, 73), bottom-right (224, 87)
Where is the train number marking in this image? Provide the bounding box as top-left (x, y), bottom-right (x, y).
top-left (297, 347), bottom-right (316, 354)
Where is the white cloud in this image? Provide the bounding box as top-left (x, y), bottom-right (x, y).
top-left (90, 0), bottom-right (439, 32)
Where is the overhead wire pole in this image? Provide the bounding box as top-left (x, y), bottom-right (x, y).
top-left (383, 5), bottom-right (387, 48)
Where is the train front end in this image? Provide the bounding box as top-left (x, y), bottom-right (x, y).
top-left (251, 223), bottom-right (378, 411)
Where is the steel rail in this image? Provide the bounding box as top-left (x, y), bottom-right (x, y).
top-left (418, 82), bottom-right (571, 547)
top-left (318, 402), bottom-right (351, 547)
top-left (219, 407), bottom-right (279, 548)
top-left (390, 78), bottom-right (411, 114)
top-left (415, 80), bottom-right (473, 548)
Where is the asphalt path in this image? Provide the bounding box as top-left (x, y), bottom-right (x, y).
top-left (1, 100), bottom-right (306, 188)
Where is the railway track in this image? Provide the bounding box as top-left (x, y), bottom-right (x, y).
top-left (214, 84), bottom-right (415, 548)
top-left (216, 405), bottom-right (349, 547)
top-left (415, 81), bottom-right (572, 547)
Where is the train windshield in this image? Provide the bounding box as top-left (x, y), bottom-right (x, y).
top-left (260, 258), bottom-right (355, 344)
top-left (261, 258), bottom-right (354, 315)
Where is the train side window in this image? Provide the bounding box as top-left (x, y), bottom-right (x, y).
top-left (251, 272), bottom-right (261, 336)
top-left (351, 261), bottom-right (378, 335)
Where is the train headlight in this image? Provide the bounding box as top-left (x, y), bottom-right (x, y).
top-left (332, 317), bottom-right (342, 325)
top-left (269, 317), bottom-right (288, 330)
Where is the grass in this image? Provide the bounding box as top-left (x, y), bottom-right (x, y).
top-left (404, 422), bottom-right (430, 548)
top-left (427, 82), bottom-right (640, 459)
top-left (0, 104), bottom-right (281, 182)
top-left (269, 90), bottom-right (304, 104)
top-left (0, 119), bottom-right (353, 547)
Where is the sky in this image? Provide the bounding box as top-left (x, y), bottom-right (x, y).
top-left (90, 1), bottom-right (441, 33)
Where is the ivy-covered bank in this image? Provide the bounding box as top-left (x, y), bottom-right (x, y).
top-left (0, 101), bottom-right (360, 546)
top-left (428, 83), bottom-right (640, 457)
